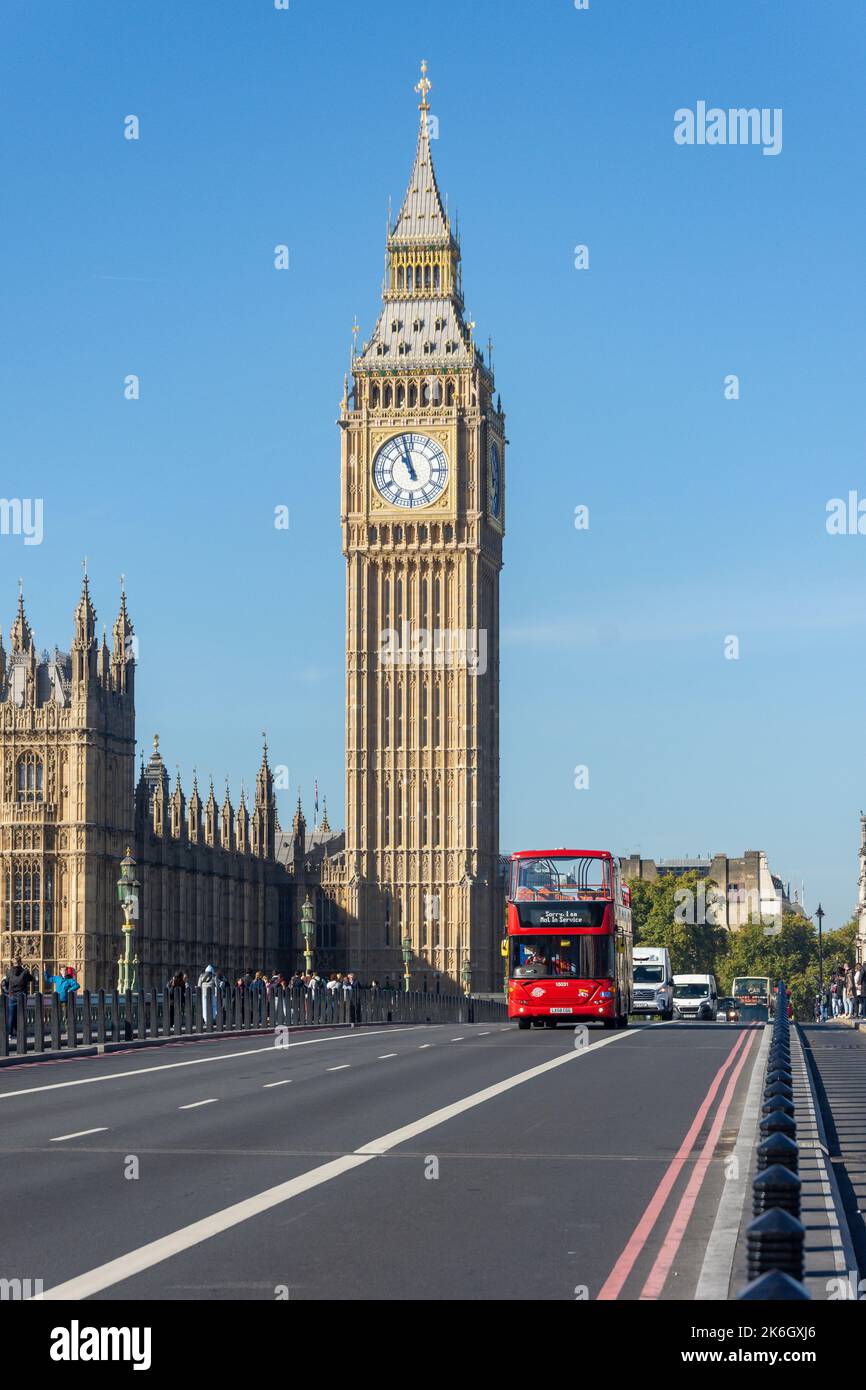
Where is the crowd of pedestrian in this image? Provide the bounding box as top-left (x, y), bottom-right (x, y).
top-left (815, 962), bottom-right (866, 1022)
top-left (159, 966), bottom-right (393, 1023)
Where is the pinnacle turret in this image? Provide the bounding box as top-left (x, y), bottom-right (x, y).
top-left (10, 586), bottom-right (32, 654)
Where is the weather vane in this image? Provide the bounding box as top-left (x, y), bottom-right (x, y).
top-left (415, 59), bottom-right (431, 113)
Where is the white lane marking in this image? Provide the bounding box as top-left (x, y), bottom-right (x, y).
top-left (36, 1029), bottom-right (630, 1301)
top-left (418, 1044), bottom-right (433, 1049)
top-left (378, 1054), bottom-right (398, 1059)
top-left (478, 1031), bottom-right (490, 1036)
top-left (327, 1065), bottom-right (350, 1072)
top-left (0, 1027), bottom-right (421, 1103)
top-left (49, 1127), bottom-right (108, 1143)
top-left (179, 1099), bottom-right (218, 1110)
top-left (262, 1081), bottom-right (292, 1089)
top-left (451, 1037), bottom-right (465, 1042)
top-left (354, 1032), bottom-right (630, 1156)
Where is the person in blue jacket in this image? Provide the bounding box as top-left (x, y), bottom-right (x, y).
top-left (44, 967), bottom-right (80, 1002)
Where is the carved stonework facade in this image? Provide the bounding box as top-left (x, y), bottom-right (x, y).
top-left (0, 583), bottom-right (345, 990)
top-left (337, 67), bottom-right (504, 991)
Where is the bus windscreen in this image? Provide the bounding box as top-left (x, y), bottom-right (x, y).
top-left (511, 855), bottom-right (611, 902)
top-left (510, 935), bottom-right (615, 979)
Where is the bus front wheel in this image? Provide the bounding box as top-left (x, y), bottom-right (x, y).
top-left (517, 1018), bottom-right (531, 1030)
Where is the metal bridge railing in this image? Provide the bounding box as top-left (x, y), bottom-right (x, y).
top-left (0, 986), bottom-right (507, 1058)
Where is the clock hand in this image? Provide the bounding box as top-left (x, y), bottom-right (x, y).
top-left (401, 441), bottom-right (418, 482)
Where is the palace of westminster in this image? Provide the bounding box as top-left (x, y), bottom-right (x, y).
top-left (0, 66), bottom-right (506, 993)
top-left (5, 65), bottom-right (847, 993)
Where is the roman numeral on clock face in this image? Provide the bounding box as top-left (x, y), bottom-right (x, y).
top-left (372, 433), bottom-right (449, 509)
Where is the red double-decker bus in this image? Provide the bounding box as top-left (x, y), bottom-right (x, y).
top-left (506, 849), bottom-right (633, 1030)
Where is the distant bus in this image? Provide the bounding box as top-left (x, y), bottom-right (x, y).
top-left (506, 849), bottom-right (633, 1030)
top-left (731, 976), bottom-right (774, 1022)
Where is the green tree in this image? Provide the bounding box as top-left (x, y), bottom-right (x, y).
top-left (724, 913), bottom-right (821, 1018)
top-left (628, 871), bottom-right (729, 976)
top-left (821, 917), bottom-right (859, 974)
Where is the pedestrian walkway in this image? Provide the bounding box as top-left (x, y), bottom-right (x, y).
top-left (801, 1025), bottom-right (866, 1287)
top-left (729, 1023), bottom-right (856, 1298)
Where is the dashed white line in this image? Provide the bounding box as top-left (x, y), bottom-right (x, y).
top-left (327, 1065), bottom-right (350, 1072)
top-left (49, 1127), bottom-right (108, 1143)
top-left (451, 1037), bottom-right (465, 1042)
top-left (0, 1026), bottom-right (422, 1104)
top-left (418, 1044), bottom-right (433, 1049)
top-left (179, 1099), bottom-right (218, 1110)
top-left (378, 1054), bottom-right (398, 1059)
top-left (36, 1028), bottom-right (631, 1301)
top-left (478, 1031), bottom-right (490, 1036)
top-left (262, 1080), bottom-right (292, 1089)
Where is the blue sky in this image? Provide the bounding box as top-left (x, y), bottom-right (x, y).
top-left (3, 0), bottom-right (864, 928)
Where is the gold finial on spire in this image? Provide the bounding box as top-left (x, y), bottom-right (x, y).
top-left (415, 58), bottom-right (432, 114)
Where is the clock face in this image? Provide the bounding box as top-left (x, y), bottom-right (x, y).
top-left (373, 433), bottom-right (449, 509)
top-left (489, 441), bottom-right (501, 519)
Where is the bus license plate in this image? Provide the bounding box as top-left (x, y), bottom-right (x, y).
top-left (549, 1007), bottom-right (572, 1014)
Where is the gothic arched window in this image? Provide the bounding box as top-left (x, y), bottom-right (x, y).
top-left (433, 264), bottom-right (440, 290)
top-left (397, 266), bottom-right (404, 290)
top-left (396, 383), bottom-right (405, 407)
top-left (406, 265), bottom-right (413, 292)
top-left (4, 859), bottom-right (53, 932)
top-left (16, 753), bottom-right (44, 804)
top-left (408, 383), bottom-right (417, 407)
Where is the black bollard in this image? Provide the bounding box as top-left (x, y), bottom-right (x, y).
top-left (757, 1131), bottom-right (799, 1174)
top-left (753, 1163), bottom-right (801, 1218)
top-left (746, 1207), bottom-right (805, 1280)
top-left (761, 1094), bottom-right (795, 1118)
top-left (760, 1107), bottom-right (796, 1140)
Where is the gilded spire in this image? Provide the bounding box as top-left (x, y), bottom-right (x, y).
top-left (415, 57), bottom-right (431, 114)
top-left (391, 60), bottom-right (450, 245)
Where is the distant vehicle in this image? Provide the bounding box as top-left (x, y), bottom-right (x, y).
top-left (506, 850), bottom-right (633, 1030)
top-left (631, 946), bottom-right (674, 1021)
top-left (731, 976), bottom-right (774, 1022)
top-left (673, 974), bottom-right (718, 1021)
top-left (717, 996), bottom-right (741, 1023)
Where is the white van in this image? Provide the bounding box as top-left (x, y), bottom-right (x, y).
top-left (673, 974), bottom-right (718, 1021)
top-left (632, 947), bottom-right (674, 1020)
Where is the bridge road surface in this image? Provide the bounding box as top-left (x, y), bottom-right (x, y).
top-left (0, 1020), bottom-right (760, 1301)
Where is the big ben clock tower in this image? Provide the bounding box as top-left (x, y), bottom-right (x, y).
top-left (340, 62), bottom-right (505, 993)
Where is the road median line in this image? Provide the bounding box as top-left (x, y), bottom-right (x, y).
top-left (35, 1030), bottom-right (630, 1301)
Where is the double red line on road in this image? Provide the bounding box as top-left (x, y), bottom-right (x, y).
top-left (597, 1027), bottom-right (758, 1301)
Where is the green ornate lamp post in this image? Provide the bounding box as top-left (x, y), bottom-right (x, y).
top-left (461, 954), bottom-right (472, 997)
top-left (116, 849), bottom-right (140, 993)
top-left (300, 893), bottom-right (315, 974)
top-left (401, 934), bottom-right (411, 993)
